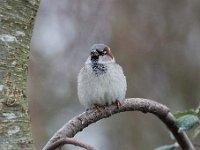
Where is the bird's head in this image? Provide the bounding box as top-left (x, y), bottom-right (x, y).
top-left (87, 44), bottom-right (115, 64)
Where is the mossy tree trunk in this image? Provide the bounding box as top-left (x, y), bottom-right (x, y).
top-left (0, 0), bottom-right (39, 149)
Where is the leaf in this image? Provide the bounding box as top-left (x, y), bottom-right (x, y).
top-left (173, 105), bottom-right (200, 140)
top-left (174, 104), bottom-right (200, 118)
top-left (195, 105), bottom-right (200, 116)
top-left (187, 125), bottom-right (200, 140)
top-left (176, 114), bottom-right (200, 132)
top-left (154, 143), bottom-right (178, 150)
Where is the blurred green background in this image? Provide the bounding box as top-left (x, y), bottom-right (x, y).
top-left (29, 0), bottom-right (200, 149)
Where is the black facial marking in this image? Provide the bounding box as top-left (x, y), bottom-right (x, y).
top-left (91, 56), bottom-right (99, 62)
top-left (96, 49), bottom-right (105, 56)
top-left (91, 62), bottom-right (107, 76)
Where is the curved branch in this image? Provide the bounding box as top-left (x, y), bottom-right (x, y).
top-left (46, 137), bottom-right (96, 150)
top-left (42, 98), bottom-right (195, 150)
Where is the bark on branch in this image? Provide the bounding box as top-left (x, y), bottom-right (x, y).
top-left (43, 98), bottom-right (195, 150)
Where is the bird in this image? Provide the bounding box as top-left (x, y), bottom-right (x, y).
top-left (77, 44), bottom-right (127, 109)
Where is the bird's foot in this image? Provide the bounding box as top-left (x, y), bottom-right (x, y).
top-left (115, 100), bottom-right (121, 109)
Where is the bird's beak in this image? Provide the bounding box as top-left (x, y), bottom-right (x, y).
top-left (90, 50), bottom-right (99, 57)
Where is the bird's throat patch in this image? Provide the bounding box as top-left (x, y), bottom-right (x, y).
top-left (91, 63), bottom-right (107, 76)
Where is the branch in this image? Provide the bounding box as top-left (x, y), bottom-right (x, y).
top-left (42, 98), bottom-right (195, 150)
top-left (46, 137), bottom-right (96, 150)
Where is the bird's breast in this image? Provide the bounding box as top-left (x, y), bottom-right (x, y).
top-left (78, 63), bottom-right (126, 108)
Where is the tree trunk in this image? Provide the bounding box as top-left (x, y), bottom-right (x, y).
top-left (0, 0), bottom-right (39, 149)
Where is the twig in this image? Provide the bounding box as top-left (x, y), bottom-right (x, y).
top-left (42, 98), bottom-right (195, 150)
top-left (46, 137), bottom-right (96, 150)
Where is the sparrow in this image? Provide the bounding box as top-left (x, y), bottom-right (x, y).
top-left (77, 44), bottom-right (127, 109)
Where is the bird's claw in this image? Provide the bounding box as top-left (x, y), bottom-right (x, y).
top-left (115, 100), bottom-right (121, 109)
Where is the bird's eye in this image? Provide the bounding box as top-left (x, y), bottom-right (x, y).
top-left (103, 47), bottom-right (110, 54)
top-left (96, 49), bottom-right (104, 55)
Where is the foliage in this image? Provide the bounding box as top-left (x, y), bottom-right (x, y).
top-left (154, 105), bottom-right (200, 150)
